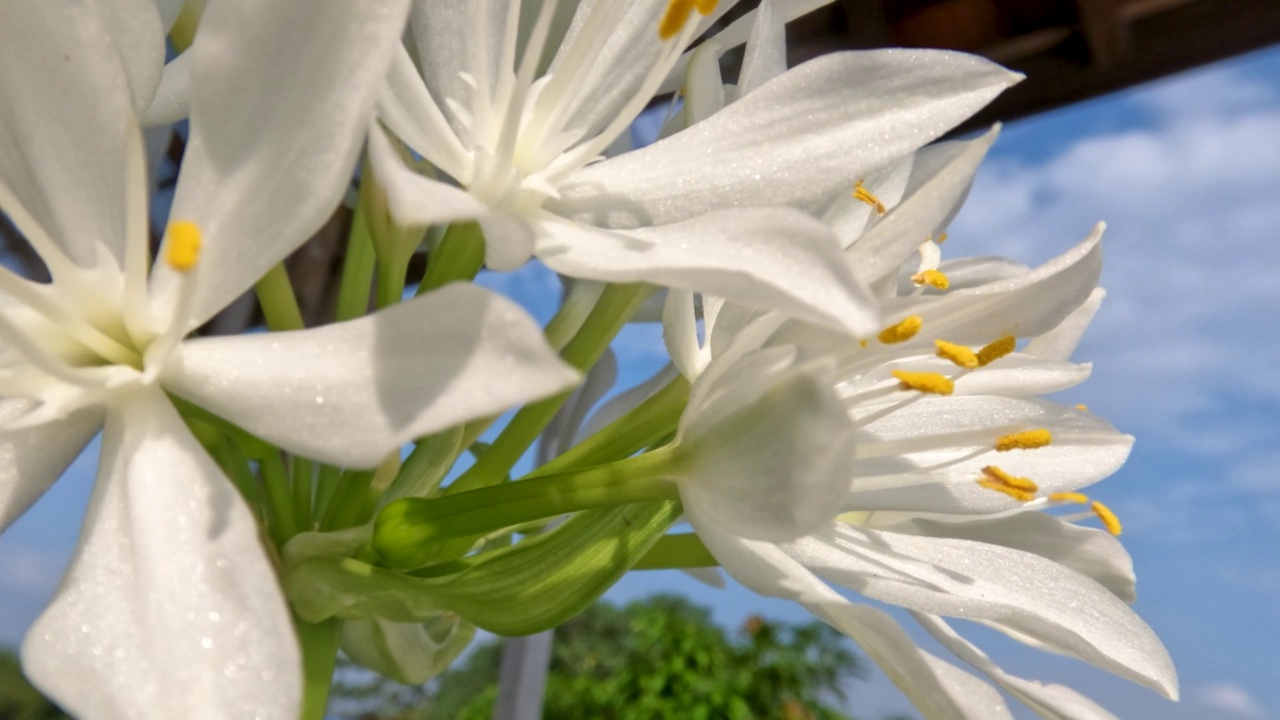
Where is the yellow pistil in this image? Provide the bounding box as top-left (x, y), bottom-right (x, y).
top-left (977, 465), bottom-right (1038, 502)
top-left (1049, 492), bottom-right (1089, 505)
top-left (911, 269), bottom-right (950, 289)
top-left (1091, 500), bottom-right (1123, 536)
top-left (976, 335), bottom-right (1016, 366)
top-left (852, 180), bottom-right (886, 215)
top-left (892, 369), bottom-right (954, 395)
top-left (165, 220), bottom-right (202, 272)
top-left (934, 339), bottom-right (978, 368)
top-left (994, 428), bottom-right (1052, 451)
top-left (658, 0), bottom-right (717, 39)
top-left (877, 315), bottom-right (922, 344)
top-left (1075, 403), bottom-right (1089, 411)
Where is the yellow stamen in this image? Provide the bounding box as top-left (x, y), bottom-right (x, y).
top-left (934, 339), bottom-right (978, 368)
top-left (911, 269), bottom-right (950, 289)
top-left (165, 220), bottom-right (202, 272)
top-left (976, 335), bottom-right (1016, 366)
top-left (658, 0), bottom-right (716, 39)
top-left (978, 479), bottom-right (1036, 502)
top-left (1075, 403), bottom-right (1089, 411)
top-left (936, 232), bottom-right (948, 244)
top-left (980, 466), bottom-right (1038, 493)
top-left (1091, 500), bottom-right (1123, 536)
top-left (1049, 492), bottom-right (1089, 505)
top-left (892, 369), bottom-right (954, 395)
top-left (995, 428), bottom-right (1052, 451)
top-left (852, 180), bottom-right (886, 215)
top-left (859, 339), bottom-right (869, 349)
top-left (877, 315), bottom-right (922, 344)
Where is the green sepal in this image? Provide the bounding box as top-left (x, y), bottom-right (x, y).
top-left (341, 614), bottom-right (476, 686)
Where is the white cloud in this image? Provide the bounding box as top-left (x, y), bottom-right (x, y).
top-left (1191, 682), bottom-right (1267, 718)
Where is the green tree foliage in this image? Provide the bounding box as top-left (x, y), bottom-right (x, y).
top-left (340, 594), bottom-right (868, 720)
top-left (0, 648), bottom-right (68, 720)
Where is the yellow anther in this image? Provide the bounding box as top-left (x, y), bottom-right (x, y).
top-left (1091, 500), bottom-right (1123, 536)
top-left (934, 339), bottom-right (978, 368)
top-left (877, 315), bottom-right (922, 344)
top-left (859, 339), bottom-right (869, 349)
top-left (912, 269), bottom-right (950, 289)
top-left (892, 369), bottom-right (954, 395)
top-left (1075, 404), bottom-right (1089, 411)
top-left (980, 465), bottom-right (1038, 493)
top-left (852, 180), bottom-right (886, 215)
top-left (977, 466), bottom-right (1038, 502)
top-left (658, 0), bottom-right (716, 39)
top-left (994, 428), bottom-right (1052, 451)
top-left (937, 232), bottom-right (948, 244)
top-left (976, 335), bottom-right (1016, 366)
top-left (165, 220), bottom-right (202, 272)
top-left (1049, 492), bottom-right (1089, 505)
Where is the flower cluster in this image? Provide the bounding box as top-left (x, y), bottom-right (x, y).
top-left (0, 1), bottom-right (1175, 719)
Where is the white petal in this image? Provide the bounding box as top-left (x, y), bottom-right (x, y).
top-left (22, 390), bottom-right (300, 720)
top-left (554, 50), bottom-right (1020, 228)
top-left (378, 45), bottom-right (470, 180)
top-left (783, 525), bottom-right (1178, 698)
top-left (822, 154), bottom-right (915, 249)
top-left (536, 209), bottom-right (880, 337)
top-left (882, 224), bottom-right (1105, 346)
top-left (0, 1), bottom-right (134, 267)
top-left (848, 128), bottom-right (998, 285)
top-left (139, 50), bottom-right (191, 127)
top-left (161, 0), bottom-right (411, 328)
top-left (662, 290), bottom-right (704, 379)
top-left (370, 125), bottom-right (535, 271)
top-left (738, 0), bottom-right (787, 96)
top-left (889, 512), bottom-right (1136, 603)
top-left (696, 524), bottom-right (1012, 720)
top-left (1025, 288), bottom-right (1106, 361)
top-left (848, 396), bottom-right (1132, 512)
top-left (916, 613), bottom-right (1123, 720)
top-left (96, 0), bottom-right (166, 115)
top-left (0, 399), bottom-right (102, 533)
top-left (678, 349), bottom-right (856, 541)
top-left (683, 40), bottom-right (727, 126)
top-left (163, 284), bottom-right (581, 468)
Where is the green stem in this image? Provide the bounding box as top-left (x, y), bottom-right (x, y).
top-left (211, 437), bottom-right (262, 507)
top-left (319, 470), bottom-right (375, 531)
top-left (449, 283), bottom-right (653, 494)
top-left (291, 457), bottom-right (314, 532)
top-left (531, 374), bottom-right (690, 478)
top-left (260, 451), bottom-right (299, 545)
top-left (373, 448), bottom-right (678, 569)
top-left (295, 616), bottom-right (342, 720)
top-left (418, 222), bottom-right (486, 294)
top-left (631, 533), bottom-right (718, 570)
top-left (336, 201), bottom-right (377, 321)
top-left (375, 251), bottom-right (410, 309)
top-left (255, 263), bottom-right (305, 331)
top-left (313, 464), bottom-right (344, 521)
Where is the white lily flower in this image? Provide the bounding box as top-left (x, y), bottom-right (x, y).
top-left (373, 0), bottom-right (1022, 338)
top-left (0, 2), bottom-right (578, 718)
top-left (671, 226), bottom-right (1177, 718)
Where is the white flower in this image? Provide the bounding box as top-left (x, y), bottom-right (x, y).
top-left (371, 0), bottom-right (1021, 338)
top-left (0, 2), bottom-right (578, 718)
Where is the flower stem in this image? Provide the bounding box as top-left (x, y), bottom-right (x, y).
top-left (291, 457), bottom-right (314, 532)
top-left (374, 448), bottom-right (680, 569)
top-left (449, 283), bottom-right (653, 494)
top-left (418, 222), bottom-right (486, 294)
top-left (255, 263), bottom-right (305, 331)
top-left (260, 451), bottom-right (300, 545)
top-left (531, 374), bottom-right (690, 478)
top-left (336, 200), bottom-right (377, 321)
top-left (295, 616), bottom-right (341, 720)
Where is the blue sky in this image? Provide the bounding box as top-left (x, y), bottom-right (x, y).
top-left (5, 43), bottom-right (1280, 720)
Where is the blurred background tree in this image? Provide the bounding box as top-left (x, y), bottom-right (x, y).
top-left (335, 594), bottom-right (890, 720)
top-left (0, 648), bottom-right (68, 720)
